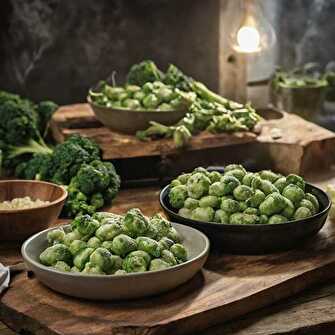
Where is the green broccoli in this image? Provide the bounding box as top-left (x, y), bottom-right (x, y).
top-left (0, 91), bottom-right (58, 172)
top-left (127, 60), bottom-right (164, 86)
top-left (163, 64), bottom-right (193, 91)
top-left (49, 135), bottom-right (101, 185)
top-left (36, 101), bottom-right (58, 137)
top-left (15, 153), bottom-right (52, 180)
top-left (0, 92), bottom-right (53, 150)
top-left (125, 61), bottom-right (261, 148)
top-left (63, 159), bottom-right (120, 217)
top-left (74, 161), bottom-right (110, 194)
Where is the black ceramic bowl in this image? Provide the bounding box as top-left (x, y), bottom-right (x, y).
top-left (160, 183), bottom-right (331, 254)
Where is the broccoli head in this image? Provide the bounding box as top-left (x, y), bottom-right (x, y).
top-left (62, 159), bottom-right (120, 217)
top-left (73, 160), bottom-right (118, 195)
top-left (127, 60), bottom-right (164, 86)
top-left (36, 101), bottom-right (58, 137)
top-left (49, 135), bottom-right (101, 185)
top-left (15, 153), bottom-right (53, 180)
top-left (163, 64), bottom-right (193, 91)
top-left (0, 91), bottom-right (53, 163)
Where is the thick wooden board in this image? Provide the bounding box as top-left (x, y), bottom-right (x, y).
top-left (2, 179), bottom-right (335, 335)
top-left (4, 279), bottom-right (335, 335)
top-left (50, 104), bottom-right (257, 159)
top-left (50, 104), bottom-right (335, 175)
top-left (0, 322), bottom-right (14, 335)
top-left (200, 281), bottom-right (335, 335)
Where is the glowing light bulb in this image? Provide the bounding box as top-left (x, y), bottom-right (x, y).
top-left (236, 26), bottom-right (261, 53)
top-left (229, 0), bottom-right (276, 54)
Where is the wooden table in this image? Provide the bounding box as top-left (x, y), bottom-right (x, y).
top-left (51, 104), bottom-right (335, 177)
top-left (2, 281), bottom-right (335, 335)
top-left (1, 174), bottom-right (335, 335)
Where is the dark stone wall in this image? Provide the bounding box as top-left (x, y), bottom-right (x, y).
top-left (0, 0), bottom-right (220, 104)
top-left (278, 0), bottom-right (335, 69)
top-left (1, 0), bottom-right (334, 105)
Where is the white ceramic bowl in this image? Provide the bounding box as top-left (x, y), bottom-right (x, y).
top-left (22, 223), bottom-right (209, 300)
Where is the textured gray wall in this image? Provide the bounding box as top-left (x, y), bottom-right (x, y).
top-left (278, 0), bottom-right (335, 68)
top-left (1, 0), bottom-right (334, 104)
top-left (0, 0), bottom-right (220, 104)
top-left (248, 0), bottom-right (335, 81)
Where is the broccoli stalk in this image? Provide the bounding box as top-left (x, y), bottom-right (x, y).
top-left (15, 134), bottom-right (121, 218)
top-left (0, 90), bottom-right (57, 170)
top-left (136, 121), bottom-right (173, 141)
top-left (126, 61), bottom-right (261, 148)
top-left (7, 138), bottom-right (53, 159)
top-left (191, 82), bottom-right (229, 106)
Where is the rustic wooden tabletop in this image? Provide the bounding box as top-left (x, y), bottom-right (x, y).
top-left (1, 173), bottom-right (335, 335)
top-left (2, 281), bottom-right (335, 335)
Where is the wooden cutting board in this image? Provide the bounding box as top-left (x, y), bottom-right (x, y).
top-left (2, 185), bottom-right (335, 335)
top-left (50, 104), bottom-right (335, 176)
top-left (50, 104), bottom-right (257, 159)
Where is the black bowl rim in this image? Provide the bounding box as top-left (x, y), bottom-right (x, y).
top-left (159, 183), bottom-right (331, 230)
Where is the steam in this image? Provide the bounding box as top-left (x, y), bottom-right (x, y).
top-left (295, 0), bottom-right (327, 65)
top-left (6, 0), bottom-right (58, 89)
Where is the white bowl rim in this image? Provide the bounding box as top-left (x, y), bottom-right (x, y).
top-left (22, 222), bottom-right (210, 279)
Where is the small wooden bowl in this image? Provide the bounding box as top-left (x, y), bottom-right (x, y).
top-left (0, 180), bottom-right (67, 241)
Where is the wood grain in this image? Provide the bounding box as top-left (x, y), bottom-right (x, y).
top-left (0, 180), bottom-right (67, 241)
top-left (257, 111), bottom-right (335, 175)
top-left (0, 322), bottom-right (15, 335)
top-left (50, 104), bottom-right (335, 175)
top-left (199, 281), bottom-right (335, 335)
top-left (50, 104), bottom-right (257, 159)
top-left (1, 179), bottom-right (335, 335)
top-left (4, 282), bottom-right (335, 335)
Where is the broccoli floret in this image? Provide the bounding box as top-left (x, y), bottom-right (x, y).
top-left (62, 159), bottom-right (120, 217)
top-left (49, 135), bottom-right (101, 185)
top-left (15, 153), bottom-right (52, 180)
top-left (74, 162), bottom-right (109, 194)
top-left (36, 101), bottom-right (58, 137)
top-left (127, 60), bottom-right (164, 86)
top-left (0, 91), bottom-right (54, 165)
top-left (0, 91), bottom-right (121, 218)
top-left (74, 160), bottom-right (118, 195)
top-left (65, 134), bottom-right (101, 159)
top-left (61, 186), bottom-right (95, 218)
top-left (163, 64), bottom-right (194, 91)
top-left (91, 193), bottom-right (105, 209)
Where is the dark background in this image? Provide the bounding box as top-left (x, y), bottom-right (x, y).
top-left (0, 0), bottom-right (334, 105)
top-left (0, 0), bottom-right (221, 104)
top-left (278, 0), bottom-right (335, 70)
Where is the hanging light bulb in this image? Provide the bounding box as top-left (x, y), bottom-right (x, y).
top-left (229, 0), bottom-right (276, 53)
